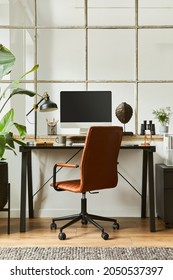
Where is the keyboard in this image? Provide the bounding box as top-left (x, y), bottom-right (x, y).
top-left (71, 142), bottom-right (85, 147)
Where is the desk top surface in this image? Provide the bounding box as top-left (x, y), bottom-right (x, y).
top-left (19, 144), bottom-right (156, 152)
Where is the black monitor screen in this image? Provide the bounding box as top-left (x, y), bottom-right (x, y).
top-left (60, 91), bottom-right (112, 123)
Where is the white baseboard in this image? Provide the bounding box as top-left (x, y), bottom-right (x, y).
top-left (0, 207), bottom-right (152, 218)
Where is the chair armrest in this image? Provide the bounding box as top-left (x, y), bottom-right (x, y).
top-left (53, 163), bottom-right (79, 189)
top-left (55, 163), bottom-right (79, 168)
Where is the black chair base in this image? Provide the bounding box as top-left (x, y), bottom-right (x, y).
top-left (50, 193), bottom-right (119, 240)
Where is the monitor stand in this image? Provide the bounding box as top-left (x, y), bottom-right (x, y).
top-left (79, 128), bottom-right (88, 135)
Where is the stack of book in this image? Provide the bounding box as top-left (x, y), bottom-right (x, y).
top-left (164, 134), bottom-right (173, 166)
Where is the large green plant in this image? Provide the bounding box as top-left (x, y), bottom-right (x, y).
top-left (0, 44), bottom-right (38, 160)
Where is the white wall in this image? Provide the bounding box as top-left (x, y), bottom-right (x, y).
top-left (2, 0), bottom-right (173, 136)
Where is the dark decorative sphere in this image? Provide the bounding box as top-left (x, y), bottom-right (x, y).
top-left (115, 102), bottom-right (133, 124)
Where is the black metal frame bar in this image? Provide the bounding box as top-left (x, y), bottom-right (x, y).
top-left (1, 183), bottom-right (10, 234)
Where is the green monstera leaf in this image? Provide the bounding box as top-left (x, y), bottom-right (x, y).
top-left (0, 44), bottom-right (16, 80)
top-left (0, 109), bottom-right (27, 159)
top-left (0, 44), bottom-right (38, 160)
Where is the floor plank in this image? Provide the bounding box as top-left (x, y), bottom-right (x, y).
top-left (0, 217), bottom-right (173, 248)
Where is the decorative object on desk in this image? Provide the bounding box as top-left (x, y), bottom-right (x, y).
top-left (152, 107), bottom-right (172, 135)
top-left (55, 135), bottom-right (66, 146)
top-left (140, 120), bottom-right (147, 135)
top-left (148, 120), bottom-right (155, 135)
top-left (0, 44), bottom-right (37, 233)
top-left (26, 92), bottom-right (58, 139)
top-left (115, 102), bottom-right (133, 135)
top-left (36, 141), bottom-right (54, 146)
top-left (141, 129), bottom-right (152, 146)
top-left (46, 118), bottom-right (58, 135)
top-left (159, 125), bottom-right (169, 135)
top-left (140, 120), bottom-right (155, 135)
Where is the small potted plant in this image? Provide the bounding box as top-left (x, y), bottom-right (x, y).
top-left (152, 107), bottom-right (172, 134)
top-left (0, 44), bottom-right (38, 210)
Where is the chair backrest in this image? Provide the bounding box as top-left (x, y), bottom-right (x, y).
top-left (79, 126), bottom-right (123, 192)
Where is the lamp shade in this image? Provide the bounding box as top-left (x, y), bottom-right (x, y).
top-left (40, 97), bottom-right (58, 112)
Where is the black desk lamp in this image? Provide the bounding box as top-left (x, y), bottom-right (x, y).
top-left (26, 92), bottom-right (58, 139)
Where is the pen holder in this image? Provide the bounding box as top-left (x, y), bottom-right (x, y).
top-left (47, 122), bottom-right (57, 135)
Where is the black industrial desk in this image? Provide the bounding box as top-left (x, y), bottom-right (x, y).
top-left (19, 144), bottom-right (156, 232)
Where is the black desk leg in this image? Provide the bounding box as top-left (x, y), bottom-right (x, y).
top-left (141, 150), bottom-right (147, 218)
top-left (148, 151), bottom-right (156, 232)
top-left (27, 151), bottom-right (34, 218)
top-left (20, 152), bottom-right (27, 232)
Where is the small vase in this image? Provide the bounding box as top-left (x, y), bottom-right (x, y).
top-left (159, 125), bottom-right (168, 135)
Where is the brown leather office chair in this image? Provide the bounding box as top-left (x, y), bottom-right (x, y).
top-left (50, 126), bottom-right (123, 240)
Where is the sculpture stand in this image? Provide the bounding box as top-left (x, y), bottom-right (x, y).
top-left (123, 124), bottom-right (133, 136)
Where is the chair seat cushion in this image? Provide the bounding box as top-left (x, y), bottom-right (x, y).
top-left (50, 180), bottom-right (81, 192)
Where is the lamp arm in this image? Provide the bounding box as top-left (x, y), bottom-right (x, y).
top-left (26, 97), bottom-right (44, 116)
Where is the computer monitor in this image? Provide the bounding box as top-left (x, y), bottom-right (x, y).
top-left (60, 91), bottom-right (112, 134)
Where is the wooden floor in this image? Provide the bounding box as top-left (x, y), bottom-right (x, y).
top-left (0, 217), bottom-right (173, 248)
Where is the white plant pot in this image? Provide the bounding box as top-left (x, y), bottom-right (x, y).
top-left (159, 125), bottom-right (169, 135)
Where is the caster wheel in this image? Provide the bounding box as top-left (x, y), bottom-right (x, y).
top-left (113, 222), bottom-right (120, 230)
top-left (50, 222), bottom-right (57, 230)
top-left (58, 232), bottom-right (66, 240)
top-left (81, 219), bottom-right (88, 225)
top-left (101, 232), bottom-right (109, 240)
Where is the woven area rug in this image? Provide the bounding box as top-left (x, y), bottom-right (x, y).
top-left (0, 247), bottom-right (173, 260)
